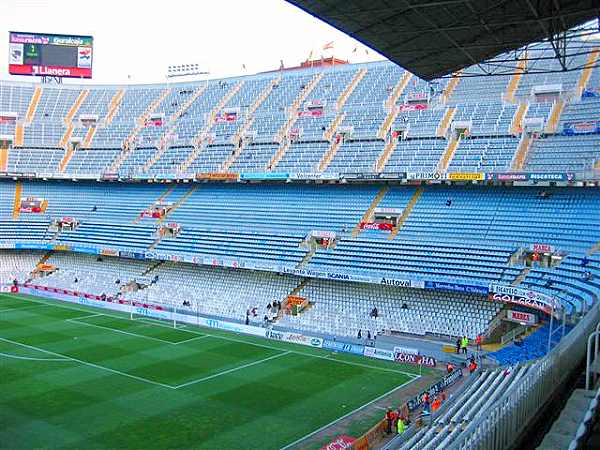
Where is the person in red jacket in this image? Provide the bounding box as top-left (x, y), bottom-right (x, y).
top-left (385, 408), bottom-right (395, 434)
top-left (476, 334), bottom-right (483, 351)
top-left (422, 392), bottom-right (431, 413)
top-left (469, 360), bottom-right (478, 373)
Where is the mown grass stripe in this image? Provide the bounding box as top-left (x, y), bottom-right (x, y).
top-left (0, 336), bottom-right (175, 389)
top-left (4, 294), bottom-right (421, 377)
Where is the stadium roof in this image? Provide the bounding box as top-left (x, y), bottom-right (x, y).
top-left (286, 0), bottom-right (600, 80)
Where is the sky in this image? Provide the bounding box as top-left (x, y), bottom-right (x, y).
top-left (0, 0), bottom-right (385, 85)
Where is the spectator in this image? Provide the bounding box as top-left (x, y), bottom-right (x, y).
top-left (397, 417), bottom-right (406, 435)
top-left (91, 205), bottom-right (97, 212)
top-left (582, 256), bottom-right (589, 267)
top-left (461, 336), bottom-right (468, 355)
top-left (468, 359), bottom-right (478, 374)
top-left (422, 392), bottom-right (431, 413)
top-left (446, 199), bottom-right (452, 207)
top-left (357, 329), bottom-right (362, 339)
top-left (431, 396), bottom-right (442, 412)
top-left (370, 307), bottom-right (378, 318)
top-left (245, 314), bottom-right (249, 326)
top-left (367, 330), bottom-right (371, 340)
top-left (267, 303), bottom-right (272, 311)
top-left (456, 337), bottom-right (461, 354)
top-left (385, 408), bottom-right (395, 434)
top-left (401, 302), bottom-right (408, 309)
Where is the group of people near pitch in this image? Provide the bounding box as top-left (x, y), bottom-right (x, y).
top-left (384, 389), bottom-right (447, 436)
top-left (384, 335), bottom-right (484, 438)
top-left (456, 334), bottom-right (483, 354)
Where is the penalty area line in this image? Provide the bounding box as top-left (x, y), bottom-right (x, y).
top-left (0, 336), bottom-right (175, 390)
top-left (66, 316), bottom-right (179, 345)
top-left (173, 350), bottom-right (292, 389)
top-left (0, 351), bottom-right (70, 362)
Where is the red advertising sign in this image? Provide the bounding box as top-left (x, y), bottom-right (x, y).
top-left (532, 243), bottom-right (553, 253)
top-left (488, 292), bottom-right (553, 315)
top-left (359, 222), bottom-right (393, 231)
top-left (399, 103), bottom-right (428, 111)
top-left (394, 352), bottom-right (437, 367)
top-left (298, 110), bottom-right (323, 117)
top-left (19, 206), bottom-right (42, 213)
top-left (9, 64), bottom-right (92, 78)
top-left (507, 309), bottom-right (537, 325)
top-left (140, 211), bottom-right (162, 218)
top-left (214, 112), bottom-right (237, 123)
top-left (144, 118), bottom-right (163, 127)
top-left (320, 435), bottom-right (355, 450)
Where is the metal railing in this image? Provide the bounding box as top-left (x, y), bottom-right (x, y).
top-left (447, 301), bottom-right (600, 449)
top-left (500, 324), bottom-right (527, 345)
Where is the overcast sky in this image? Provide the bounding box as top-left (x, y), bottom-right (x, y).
top-left (0, 0), bottom-right (385, 85)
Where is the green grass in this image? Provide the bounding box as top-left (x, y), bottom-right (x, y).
top-left (0, 293), bottom-right (420, 450)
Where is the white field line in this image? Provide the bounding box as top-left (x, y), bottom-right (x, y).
top-left (68, 313), bottom-right (104, 321)
top-left (67, 317), bottom-right (179, 345)
top-left (140, 318), bottom-right (418, 377)
top-left (172, 335), bottom-right (212, 345)
top-left (9, 295), bottom-right (421, 377)
top-left (279, 375), bottom-right (422, 450)
top-left (0, 351), bottom-right (70, 362)
top-left (0, 336), bottom-right (174, 389)
top-left (173, 351), bottom-right (292, 389)
top-left (0, 303), bottom-right (52, 313)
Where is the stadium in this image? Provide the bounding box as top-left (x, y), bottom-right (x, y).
top-left (0, 1), bottom-right (599, 449)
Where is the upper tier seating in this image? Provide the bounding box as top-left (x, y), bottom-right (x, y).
top-left (0, 39), bottom-right (596, 177)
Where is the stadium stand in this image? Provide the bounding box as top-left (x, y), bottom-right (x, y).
top-left (0, 29), bottom-right (599, 450)
top-left (0, 40), bottom-right (597, 177)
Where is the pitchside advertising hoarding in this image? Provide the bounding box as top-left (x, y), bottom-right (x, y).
top-left (8, 31), bottom-right (93, 78)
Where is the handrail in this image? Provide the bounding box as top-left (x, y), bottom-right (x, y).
top-left (447, 300), bottom-right (600, 449)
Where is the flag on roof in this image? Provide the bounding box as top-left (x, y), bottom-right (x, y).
top-left (323, 41), bottom-right (334, 50)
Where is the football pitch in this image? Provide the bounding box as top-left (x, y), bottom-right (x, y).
top-left (0, 293), bottom-right (422, 450)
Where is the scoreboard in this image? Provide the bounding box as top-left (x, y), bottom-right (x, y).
top-left (9, 31), bottom-right (93, 79)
